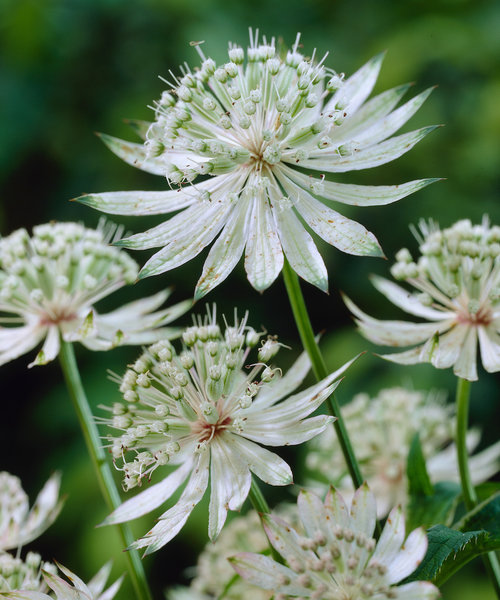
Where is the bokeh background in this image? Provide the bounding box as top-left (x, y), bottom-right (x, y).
top-left (1, 0), bottom-right (499, 598)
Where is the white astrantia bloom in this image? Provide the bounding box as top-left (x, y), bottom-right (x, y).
top-left (102, 308), bottom-right (356, 554)
top-left (77, 30), bottom-right (438, 297)
top-left (0, 562), bottom-right (122, 600)
top-left (0, 552), bottom-right (54, 593)
top-left (231, 485), bottom-right (440, 600)
top-left (344, 218), bottom-right (500, 381)
top-left (306, 387), bottom-right (500, 517)
top-left (0, 472), bottom-right (62, 552)
top-left (0, 221), bottom-right (191, 367)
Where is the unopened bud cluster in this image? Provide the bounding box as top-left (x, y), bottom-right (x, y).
top-left (0, 222), bottom-right (138, 326)
top-left (391, 219), bottom-right (500, 317)
top-left (107, 314), bottom-right (283, 491)
top-left (146, 32), bottom-right (348, 191)
top-left (0, 553), bottom-right (54, 593)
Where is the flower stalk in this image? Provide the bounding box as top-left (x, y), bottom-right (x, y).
top-left (282, 259), bottom-right (364, 490)
top-left (248, 477), bottom-right (282, 563)
top-left (455, 377), bottom-right (500, 597)
top-left (58, 340), bottom-right (152, 600)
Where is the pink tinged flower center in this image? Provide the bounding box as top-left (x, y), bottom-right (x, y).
top-left (192, 415), bottom-right (232, 443)
top-left (39, 308), bottom-right (77, 327)
top-left (456, 303), bottom-right (493, 327)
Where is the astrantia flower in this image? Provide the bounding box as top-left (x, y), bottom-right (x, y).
top-left (0, 552), bottom-right (54, 593)
top-left (0, 562), bottom-right (122, 600)
top-left (0, 221), bottom-right (191, 367)
top-left (78, 31), bottom-right (437, 297)
top-left (231, 486), bottom-right (440, 600)
top-left (306, 387), bottom-right (500, 517)
top-left (0, 472), bottom-right (62, 552)
top-left (345, 218), bottom-right (500, 381)
top-left (102, 309), bottom-right (355, 553)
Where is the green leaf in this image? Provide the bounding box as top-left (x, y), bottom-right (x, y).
top-left (406, 524), bottom-right (500, 585)
top-left (406, 434), bottom-right (461, 530)
top-left (456, 492), bottom-right (500, 536)
top-left (407, 433), bottom-right (433, 497)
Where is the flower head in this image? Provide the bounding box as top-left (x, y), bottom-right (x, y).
top-left (78, 31), bottom-right (437, 297)
top-left (231, 486), bottom-right (440, 600)
top-left (0, 552), bottom-right (54, 593)
top-left (102, 308), bottom-right (355, 553)
top-left (0, 472), bottom-right (62, 552)
top-left (306, 387), bottom-right (500, 517)
top-left (345, 218), bottom-right (500, 381)
top-left (0, 221), bottom-right (191, 367)
top-left (0, 562), bottom-right (122, 600)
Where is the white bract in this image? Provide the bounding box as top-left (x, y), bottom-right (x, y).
top-left (102, 309), bottom-right (356, 554)
top-left (0, 222), bottom-right (191, 367)
top-left (231, 485), bottom-right (440, 600)
top-left (0, 472), bottom-right (62, 552)
top-left (78, 31), bottom-right (437, 297)
top-left (345, 218), bottom-right (500, 381)
top-left (306, 387), bottom-right (500, 517)
top-left (0, 562), bottom-right (122, 600)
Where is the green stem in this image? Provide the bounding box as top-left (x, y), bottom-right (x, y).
top-left (248, 477), bottom-right (282, 563)
top-left (58, 341), bottom-right (152, 600)
top-left (455, 377), bottom-right (500, 598)
top-left (282, 260), bottom-right (364, 490)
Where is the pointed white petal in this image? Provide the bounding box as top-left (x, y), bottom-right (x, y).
top-left (98, 134), bottom-right (167, 175)
top-left (325, 53), bottom-right (384, 114)
top-left (29, 325), bottom-right (60, 367)
top-left (86, 562), bottom-right (112, 597)
top-left (133, 452), bottom-right (210, 554)
top-left (393, 581), bottom-right (440, 600)
top-left (279, 177), bottom-right (382, 257)
top-left (139, 203), bottom-right (232, 278)
top-left (297, 489), bottom-right (329, 540)
top-left (379, 345), bottom-right (428, 365)
top-left (350, 483), bottom-right (376, 539)
top-left (262, 513), bottom-right (314, 565)
top-left (330, 84), bottom-right (411, 143)
top-left (478, 325), bottom-right (500, 373)
top-left (98, 577), bottom-right (124, 600)
top-left (324, 486), bottom-right (350, 531)
top-left (208, 436), bottom-right (251, 540)
top-left (241, 415), bottom-right (334, 446)
top-left (453, 326), bottom-right (478, 381)
top-left (43, 569), bottom-right (84, 600)
top-left (370, 505), bottom-right (406, 566)
top-left (295, 126), bottom-right (439, 173)
top-left (353, 87), bottom-right (434, 146)
top-left (101, 459), bottom-right (193, 525)
top-left (371, 276), bottom-right (450, 319)
top-left (244, 196), bottom-right (283, 291)
top-left (279, 164), bottom-right (439, 207)
top-left (224, 434), bottom-right (292, 485)
top-left (343, 295), bottom-right (451, 346)
top-left (430, 325), bottom-right (466, 369)
top-left (230, 553), bottom-right (306, 595)
top-left (385, 527), bottom-right (428, 584)
top-left (75, 187), bottom-right (200, 216)
top-left (195, 198), bottom-right (250, 299)
top-left (273, 200), bottom-right (328, 291)
top-left (0, 325), bottom-right (45, 367)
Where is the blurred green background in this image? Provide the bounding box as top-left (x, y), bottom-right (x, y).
top-left (1, 0), bottom-right (499, 598)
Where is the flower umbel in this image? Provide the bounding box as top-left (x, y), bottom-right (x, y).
top-left (231, 485), bottom-right (440, 600)
top-left (78, 31), bottom-right (437, 296)
top-left (102, 308), bottom-right (355, 553)
top-left (0, 562), bottom-right (122, 600)
top-left (345, 218), bottom-right (500, 381)
top-left (0, 472), bottom-right (62, 552)
top-left (306, 387), bottom-right (500, 517)
top-left (0, 221), bottom-right (191, 367)
top-left (0, 553), bottom-right (54, 593)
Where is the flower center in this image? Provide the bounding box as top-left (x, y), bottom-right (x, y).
top-left (39, 308), bottom-right (77, 327)
top-left (192, 415), bottom-right (232, 443)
